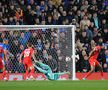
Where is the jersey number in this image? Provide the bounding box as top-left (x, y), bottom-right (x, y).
top-left (24, 51), bottom-right (30, 57)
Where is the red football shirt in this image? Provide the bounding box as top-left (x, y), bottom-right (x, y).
top-left (90, 46), bottom-right (102, 59)
top-left (22, 48), bottom-right (34, 63)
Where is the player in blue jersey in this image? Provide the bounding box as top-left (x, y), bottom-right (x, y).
top-left (33, 61), bottom-right (70, 80)
top-left (0, 38), bottom-right (8, 80)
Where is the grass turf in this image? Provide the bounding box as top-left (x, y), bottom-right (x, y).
top-left (0, 80), bottom-right (108, 90)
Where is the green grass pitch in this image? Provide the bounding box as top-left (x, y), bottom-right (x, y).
top-left (0, 80), bottom-right (108, 90)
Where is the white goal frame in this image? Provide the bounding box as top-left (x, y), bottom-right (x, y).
top-left (0, 25), bottom-right (76, 80)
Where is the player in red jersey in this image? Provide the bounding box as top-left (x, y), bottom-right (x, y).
top-left (0, 38), bottom-right (8, 80)
top-left (83, 45), bottom-right (104, 80)
top-left (19, 42), bottom-right (37, 80)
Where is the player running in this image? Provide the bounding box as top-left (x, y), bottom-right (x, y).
top-left (19, 42), bottom-right (37, 80)
top-left (0, 38), bottom-right (8, 80)
top-left (33, 61), bottom-right (70, 80)
top-left (83, 44), bottom-right (104, 80)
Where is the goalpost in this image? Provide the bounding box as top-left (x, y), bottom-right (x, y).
top-left (0, 25), bottom-right (76, 80)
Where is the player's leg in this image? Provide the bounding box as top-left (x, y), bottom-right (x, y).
top-left (24, 63), bottom-right (29, 80)
top-left (29, 65), bottom-right (35, 79)
top-left (96, 61), bottom-right (103, 79)
top-left (83, 59), bottom-right (96, 80)
top-left (25, 61), bottom-right (35, 80)
top-left (0, 59), bottom-right (7, 80)
top-left (30, 66), bottom-right (35, 76)
top-left (83, 64), bottom-right (95, 80)
top-left (2, 67), bottom-right (7, 79)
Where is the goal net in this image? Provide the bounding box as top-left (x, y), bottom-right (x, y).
top-left (0, 25), bottom-right (76, 80)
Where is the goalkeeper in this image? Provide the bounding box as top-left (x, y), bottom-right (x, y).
top-left (34, 61), bottom-right (70, 80)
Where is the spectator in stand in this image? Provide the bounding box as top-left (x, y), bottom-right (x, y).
top-left (36, 39), bottom-right (44, 53)
top-left (80, 30), bottom-right (90, 44)
top-left (80, 15), bottom-right (91, 30)
top-left (28, 31), bottom-right (38, 45)
top-left (46, 15), bottom-right (53, 25)
top-left (91, 13), bottom-right (101, 29)
top-left (18, 32), bottom-right (28, 47)
top-left (15, 7), bottom-right (23, 21)
top-left (103, 28), bottom-right (108, 43)
top-left (84, 25), bottom-right (93, 41)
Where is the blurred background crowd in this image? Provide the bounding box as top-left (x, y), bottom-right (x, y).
top-left (0, 0), bottom-right (108, 73)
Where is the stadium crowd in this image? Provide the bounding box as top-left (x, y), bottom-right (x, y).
top-left (0, 0), bottom-right (108, 73)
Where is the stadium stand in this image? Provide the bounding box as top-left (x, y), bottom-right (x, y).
top-left (0, 0), bottom-right (108, 73)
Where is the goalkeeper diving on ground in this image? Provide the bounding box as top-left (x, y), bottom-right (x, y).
top-left (33, 61), bottom-right (70, 80)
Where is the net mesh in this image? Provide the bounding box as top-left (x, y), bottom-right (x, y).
top-left (0, 26), bottom-right (73, 77)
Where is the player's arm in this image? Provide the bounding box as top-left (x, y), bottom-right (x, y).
top-left (3, 49), bottom-right (8, 61)
top-left (19, 52), bottom-right (24, 63)
top-left (3, 39), bottom-right (9, 61)
top-left (32, 51), bottom-right (37, 63)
